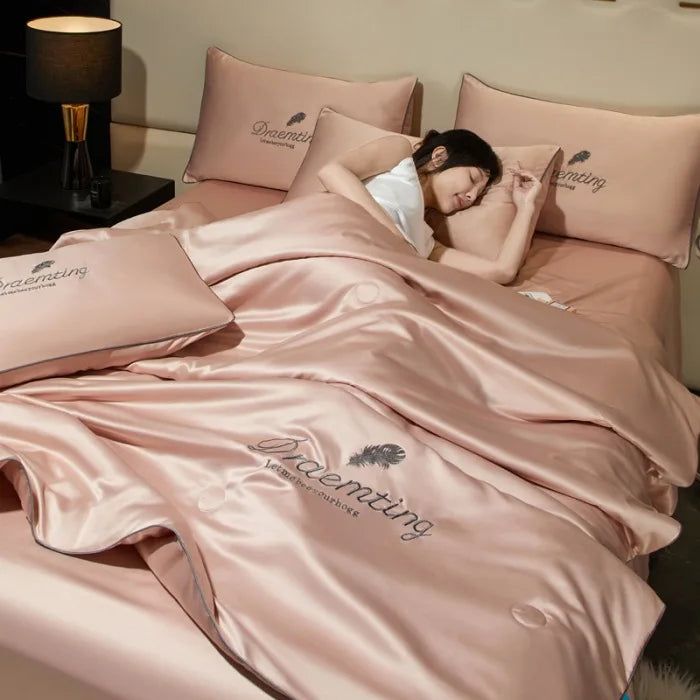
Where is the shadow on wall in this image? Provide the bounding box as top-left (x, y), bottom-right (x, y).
top-left (111, 47), bottom-right (195, 189)
top-left (113, 48), bottom-right (147, 170)
top-left (409, 82), bottom-right (423, 136)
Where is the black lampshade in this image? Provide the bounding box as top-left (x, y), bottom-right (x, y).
top-left (26, 16), bottom-right (122, 103)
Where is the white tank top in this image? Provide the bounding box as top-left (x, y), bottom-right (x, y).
top-left (364, 157), bottom-right (435, 258)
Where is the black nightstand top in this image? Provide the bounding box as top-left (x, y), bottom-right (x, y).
top-left (0, 162), bottom-right (175, 230)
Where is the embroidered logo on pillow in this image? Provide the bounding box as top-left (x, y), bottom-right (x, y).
top-left (32, 260), bottom-right (55, 274)
top-left (552, 149), bottom-right (607, 194)
top-left (568, 150), bottom-right (591, 165)
top-left (1, 259), bottom-right (88, 297)
top-left (251, 113), bottom-right (314, 151)
top-left (286, 111), bottom-right (307, 126)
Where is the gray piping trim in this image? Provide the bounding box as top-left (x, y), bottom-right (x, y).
top-left (0, 459), bottom-right (290, 700)
top-left (0, 313), bottom-right (234, 379)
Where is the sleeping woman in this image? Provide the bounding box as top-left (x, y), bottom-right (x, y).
top-left (318, 129), bottom-right (541, 284)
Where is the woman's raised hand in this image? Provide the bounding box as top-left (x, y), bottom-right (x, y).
top-left (510, 169), bottom-right (542, 209)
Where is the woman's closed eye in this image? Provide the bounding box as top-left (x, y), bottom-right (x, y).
top-left (464, 182), bottom-right (483, 203)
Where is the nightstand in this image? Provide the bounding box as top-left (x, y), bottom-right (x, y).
top-left (0, 162), bottom-right (175, 240)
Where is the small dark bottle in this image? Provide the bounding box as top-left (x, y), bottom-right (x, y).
top-left (90, 175), bottom-right (112, 209)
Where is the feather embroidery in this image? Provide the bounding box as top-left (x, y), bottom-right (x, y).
top-left (31, 260), bottom-right (54, 274)
top-left (287, 112), bottom-right (306, 127)
top-left (348, 444), bottom-right (406, 469)
top-left (568, 150), bottom-right (591, 166)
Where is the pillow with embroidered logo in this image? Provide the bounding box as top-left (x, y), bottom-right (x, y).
top-left (0, 233), bottom-right (232, 389)
top-left (184, 47), bottom-right (417, 191)
top-left (455, 74), bottom-right (700, 267)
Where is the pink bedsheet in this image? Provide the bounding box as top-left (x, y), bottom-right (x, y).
top-left (511, 234), bottom-right (682, 379)
top-left (1, 193), bottom-right (698, 699)
top-left (160, 179), bottom-right (286, 220)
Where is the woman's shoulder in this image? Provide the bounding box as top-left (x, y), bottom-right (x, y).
top-left (335, 135), bottom-right (414, 182)
top-left (367, 136), bottom-right (416, 175)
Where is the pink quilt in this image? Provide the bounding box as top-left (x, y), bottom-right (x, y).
top-left (1, 194), bottom-right (698, 699)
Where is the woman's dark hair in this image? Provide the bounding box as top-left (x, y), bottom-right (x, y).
top-left (412, 129), bottom-right (502, 188)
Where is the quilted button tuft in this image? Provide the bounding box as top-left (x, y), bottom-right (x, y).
top-left (198, 486), bottom-right (227, 513)
top-left (511, 604), bottom-right (548, 628)
top-left (354, 282), bottom-right (380, 304)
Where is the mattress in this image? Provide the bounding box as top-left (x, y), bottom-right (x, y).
top-left (0, 179), bottom-right (681, 699)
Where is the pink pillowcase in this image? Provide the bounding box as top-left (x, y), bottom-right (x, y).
top-left (432, 145), bottom-right (561, 261)
top-left (286, 108), bottom-right (419, 201)
top-left (455, 74), bottom-right (700, 267)
top-left (0, 233), bottom-right (232, 389)
top-left (184, 48), bottom-right (417, 191)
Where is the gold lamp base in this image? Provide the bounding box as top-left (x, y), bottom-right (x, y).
top-left (62, 103), bottom-right (89, 142)
top-left (60, 103), bottom-right (93, 190)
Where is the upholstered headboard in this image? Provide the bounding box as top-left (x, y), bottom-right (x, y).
top-left (109, 0), bottom-right (700, 387)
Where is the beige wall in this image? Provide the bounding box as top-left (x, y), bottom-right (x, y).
top-left (111, 0), bottom-right (700, 132)
top-left (110, 0), bottom-right (700, 387)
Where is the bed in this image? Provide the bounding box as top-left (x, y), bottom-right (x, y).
top-left (2, 0), bottom-right (699, 697)
top-left (162, 180), bottom-right (683, 380)
top-left (0, 175), bottom-right (690, 699)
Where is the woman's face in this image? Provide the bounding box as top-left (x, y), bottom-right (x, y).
top-left (425, 147), bottom-right (490, 215)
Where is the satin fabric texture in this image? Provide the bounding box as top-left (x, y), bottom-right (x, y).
top-left (1, 194), bottom-right (698, 699)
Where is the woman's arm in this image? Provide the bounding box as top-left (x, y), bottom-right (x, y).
top-left (429, 243), bottom-right (519, 284)
top-left (317, 136), bottom-right (414, 235)
top-left (430, 171), bottom-right (541, 285)
top-left (322, 134), bottom-right (414, 181)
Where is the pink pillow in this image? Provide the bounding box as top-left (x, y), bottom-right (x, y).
top-left (0, 233), bottom-right (232, 389)
top-left (432, 145), bottom-right (561, 261)
top-left (455, 74), bottom-right (700, 267)
top-left (184, 48), bottom-right (417, 191)
top-left (286, 108), bottom-right (419, 200)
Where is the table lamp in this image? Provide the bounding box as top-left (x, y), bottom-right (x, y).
top-left (25, 16), bottom-right (122, 191)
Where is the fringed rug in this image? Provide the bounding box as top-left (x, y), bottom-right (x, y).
top-left (632, 660), bottom-right (700, 700)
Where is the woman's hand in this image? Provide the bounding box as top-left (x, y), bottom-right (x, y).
top-left (511, 169), bottom-right (541, 210)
